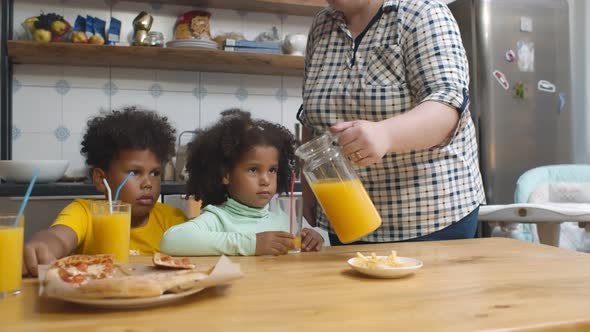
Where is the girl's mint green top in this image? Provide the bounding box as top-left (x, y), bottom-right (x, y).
top-left (160, 198), bottom-right (289, 256)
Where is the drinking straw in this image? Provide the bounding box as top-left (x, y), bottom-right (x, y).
top-left (289, 171), bottom-right (296, 234)
top-left (102, 178), bottom-right (113, 214)
top-left (14, 169), bottom-right (38, 227)
top-left (114, 171), bottom-right (134, 202)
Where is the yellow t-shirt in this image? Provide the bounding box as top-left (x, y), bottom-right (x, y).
top-left (52, 199), bottom-right (188, 255)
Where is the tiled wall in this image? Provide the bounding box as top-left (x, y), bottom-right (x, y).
top-left (12, 0), bottom-right (312, 178)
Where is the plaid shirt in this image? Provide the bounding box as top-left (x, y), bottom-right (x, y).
top-left (298, 0), bottom-right (485, 241)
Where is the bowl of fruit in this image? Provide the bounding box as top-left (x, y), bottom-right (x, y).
top-left (23, 13), bottom-right (71, 43)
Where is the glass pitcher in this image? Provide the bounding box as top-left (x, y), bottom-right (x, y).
top-left (295, 133), bottom-right (382, 243)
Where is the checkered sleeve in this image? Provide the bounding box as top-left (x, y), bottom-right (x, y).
top-left (403, 3), bottom-right (469, 112)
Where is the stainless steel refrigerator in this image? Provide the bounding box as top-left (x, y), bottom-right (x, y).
top-left (449, 0), bottom-right (573, 204)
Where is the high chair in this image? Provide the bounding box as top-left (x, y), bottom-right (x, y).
top-left (478, 164), bottom-right (590, 250)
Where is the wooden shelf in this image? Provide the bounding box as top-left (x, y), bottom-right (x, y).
top-left (7, 41), bottom-right (304, 76)
top-left (124, 0), bottom-right (326, 16)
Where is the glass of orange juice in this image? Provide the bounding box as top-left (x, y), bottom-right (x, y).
top-left (91, 201), bottom-right (131, 263)
top-left (0, 213), bottom-right (24, 298)
top-left (275, 195), bottom-right (303, 253)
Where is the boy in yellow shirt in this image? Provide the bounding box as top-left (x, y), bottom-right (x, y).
top-left (22, 107), bottom-right (188, 276)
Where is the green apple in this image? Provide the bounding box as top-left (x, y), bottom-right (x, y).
top-left (33, 29), bottom-right (52, 43)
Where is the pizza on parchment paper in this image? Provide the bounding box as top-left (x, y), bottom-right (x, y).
top-left (42, 254), bottom-right (210, 299)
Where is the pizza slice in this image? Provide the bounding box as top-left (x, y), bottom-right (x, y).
top-left (153, 252), bottom-right (196, 269)
top-left (43, 254), bottom-right (116, 298)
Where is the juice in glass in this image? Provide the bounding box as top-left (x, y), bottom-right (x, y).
top-left (311, 178), bottom-right (382, 243)
top-left (275, 195), bottom-right (303, 254)
top-left (91, 201), bottom-right (131, 263)
top-left (0, 215), bottom-right (24, 298)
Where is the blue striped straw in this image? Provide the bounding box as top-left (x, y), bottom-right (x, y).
top-left (15, 168), bottom-right (39, 226)
top-left (114, 171), bottom-right (134, 202)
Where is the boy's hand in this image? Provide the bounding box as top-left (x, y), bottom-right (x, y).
top-left (301, 228), bottom-right (324, 252)
top-left (255, 231), bottom-right (295, 256)
top-left (23, 241), bottom-right (57, 276)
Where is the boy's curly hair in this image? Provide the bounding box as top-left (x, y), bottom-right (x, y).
top-left (81, 107), bottom-right (176, 170)
top-left (186, 109), bottom-right (298, 207)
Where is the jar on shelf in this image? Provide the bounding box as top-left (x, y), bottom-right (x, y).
top-left (146, 31), bottom-right (164, 47)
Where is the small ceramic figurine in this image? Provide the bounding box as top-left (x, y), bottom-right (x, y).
top-left (282, 33), bottom-right (307, 56)
top-left (133, 11), bottom-right (153, 46)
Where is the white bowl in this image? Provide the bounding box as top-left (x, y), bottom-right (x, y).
top-left (0, 160), bottom-right (69, 183)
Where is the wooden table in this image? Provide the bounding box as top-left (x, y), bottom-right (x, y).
top-left (2, 238), bottom-right (590, 332)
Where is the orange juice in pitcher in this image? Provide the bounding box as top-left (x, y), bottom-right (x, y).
top-left (296, 133), bottom-right (382, 243)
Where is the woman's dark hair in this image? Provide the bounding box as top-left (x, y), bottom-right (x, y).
top-left (185, 109), bottom-right (298, 207)
top-left (81, 106), bottom-right (176, 170)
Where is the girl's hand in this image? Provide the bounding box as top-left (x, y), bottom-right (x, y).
top-left (301, 228), bottom-right (324, 252)
top-left (255, 231), bottom-right (295, 256)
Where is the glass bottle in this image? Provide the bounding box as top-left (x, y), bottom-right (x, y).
top-left (295, 133), bottom-right (382, 243)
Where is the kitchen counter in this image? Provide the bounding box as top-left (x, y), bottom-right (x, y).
top-left (3, 238), bottom-right (590, 331)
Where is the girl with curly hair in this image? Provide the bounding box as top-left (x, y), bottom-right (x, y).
top-left (161, 109), bottom-right (324, 256)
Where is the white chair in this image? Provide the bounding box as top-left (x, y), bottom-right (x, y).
top-left (479, 165), bottom-right (590, 251)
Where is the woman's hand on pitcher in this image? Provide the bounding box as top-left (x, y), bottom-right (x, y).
top-left (330, 120), bottom-right (391, 167)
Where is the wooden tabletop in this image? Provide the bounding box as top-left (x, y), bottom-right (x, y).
top-left (3, 238), bottom-right (590, 332)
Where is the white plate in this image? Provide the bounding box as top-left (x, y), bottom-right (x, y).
top-left (48, 287), bottom-right (205, 309)
top-left (347, 256), bottom-right (423, 279)
top-left (166, 39), bottom-right (218, 49)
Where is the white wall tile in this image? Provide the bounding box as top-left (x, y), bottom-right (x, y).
top-left (61, 133), bottom-right (88, 178)
top-left (242, 12), bottom-right (281, 41)
top-left (201, 72), bottom-right (241, 94)
top-left (13, 133), bottom-right (61, 160)
top-left (200, 93), bottom-right (242, 128)
top-left (282, 15), bottom-right (314, 39)
top-left (242, 95), bottom-right (282, 124)
top-left (209, 9), bottom-right (243, 39)
top-left (62, 89), bottom-right (109, 134)
top-left (111, 68), bottom-right (156, 90)
top-left (282, 96), bottom-right (303, 135)
top-left (13, 86), bottom-right (62, 133)
top-left (156, 70), bottom-right (198, 92)
top-left (63, 67), bottom-right (110, 89)
top-left (241, 74), bottom-right (281, 96)
top-left (156, 92), bottom-right (199, 134)
top-left (282, 76), bottom-right (303, 98)
top-left (111, 89), bottom-right (156, 111)
top-left (13, 65), bottom-right (63, 87)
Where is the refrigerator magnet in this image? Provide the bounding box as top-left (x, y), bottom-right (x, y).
top-left (537, 80), bottom-right (556, 93)
top-left (520, 17), bottom-right (533, 32)
top-left (517, 41), bottom-right (535, 72)
top-left (558, 93), bottom-right (566, 114)
top-left (493, 70), bottom-right (509, 90)
top-left (514, 82), bottom-right (525, 99)
top-left (505, 50), bottom-right (516, 62)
